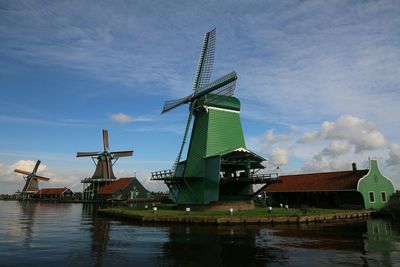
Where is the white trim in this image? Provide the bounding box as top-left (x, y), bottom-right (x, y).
top-left (380, 191), bottom-right (387, 203)
top-left (204, 106), bottom-right (240, 114)
top-left (368, 191), bottom-right (375, 203)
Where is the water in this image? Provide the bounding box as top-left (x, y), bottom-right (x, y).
top-left (0, 201), bottom-right (399, 267)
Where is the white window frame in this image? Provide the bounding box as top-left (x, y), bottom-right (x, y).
top-left (381, 191), bottom-right (387, 203)
top-left (368, 191), bottom-right (375, 203)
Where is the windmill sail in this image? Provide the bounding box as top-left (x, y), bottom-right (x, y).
top-left (14, 160), bottom-right (50, 193)
top-left (162, 95), bottom-right (192, 114)
top-left (192, 28), bottom-right (216, 91)
top-left (172, 29), bottom-right (216, 172)
top-left (77, 129), bottom-right (133, 180)
top-left (102, 129), bottom-right (109, 151)
top-left (76, 152), bottom-right (102, 157)
top-left (162, 71), bottom-right (237, 114)
top-left (193, 71), bottom-right (237, 99)
top-left (32, 160), bottom-right (41, 174)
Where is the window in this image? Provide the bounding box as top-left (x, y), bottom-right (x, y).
top-left (381, 191), bottom-right (387, 203)
top-left (369, 191), bottom-right (375, 203)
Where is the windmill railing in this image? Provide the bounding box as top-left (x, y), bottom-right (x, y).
top-left (81, 177), bottom-right (117, 183)
top-left (151, 170), bottom-right (174, 180)
top-left (220, 173), bottom-right (280, 183)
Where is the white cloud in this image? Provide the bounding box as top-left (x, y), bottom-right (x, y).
top-left (298, 115), bottom-right (386, 153)
top-left (298, 131), bottom-right (318, 144)
top-left (290, 125), bottom-right (300, 132)
top-left (110, 113), bottom-right (134, 123)
top-left (386, 143), bottom-right (400, 167)
top-left (268, 148), bottom-right (289, 167)
top-left (263, 129), bottom-right (292, 144)
top-left (301, 157), bottom-right (353, 173)
top-left (12, 160), bottom-right (47, 173)
top-left (297, 115), bottom-right (388, 174)
top-left (320, 140), bottom-right (350, 157)
top-left (110, 113), bottom-right (156, 124)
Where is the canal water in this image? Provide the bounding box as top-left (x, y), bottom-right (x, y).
top-left (0, 201), bottom-right (399, 267)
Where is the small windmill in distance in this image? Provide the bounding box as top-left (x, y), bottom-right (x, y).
top-left (14, 160), bottom-right (50, 200)
top-left (77, 129), bottom-right (133, 200)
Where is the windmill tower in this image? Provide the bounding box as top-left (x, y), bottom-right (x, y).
top-left (14, 160), bottom-right (50, 200)
top-left (151, 29), bottom-right (280, 205)
top-left (77, 129), bottom-right (133, 200)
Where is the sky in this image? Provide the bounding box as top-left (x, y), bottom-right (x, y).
top-left (0, 0), bottom-right (399, 194)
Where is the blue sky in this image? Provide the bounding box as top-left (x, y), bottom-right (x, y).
top-left (1, 0), bottom-right (400, 194)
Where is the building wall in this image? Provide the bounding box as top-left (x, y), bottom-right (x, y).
top-left (357, 159), bottom-right (396, 209)
top-left (267, 191), bottom-right (364, 209)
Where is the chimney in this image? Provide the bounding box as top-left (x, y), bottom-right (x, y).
top-left (352, 162), bottom-right (357, 172)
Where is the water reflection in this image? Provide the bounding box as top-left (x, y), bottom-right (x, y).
top-left (159, 225), bottom-right (288, 266)
top-left (82, 204), bottom-right (111, 267)
top-left (0, 201), bottom-right (399, 267)
top-left (364, 219), bottom-right (400, 266)
top-left (17, 201), bottom-right (37, 247)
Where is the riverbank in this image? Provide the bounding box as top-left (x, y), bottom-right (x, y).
top-left (98, 206), bottom-right (372, 225)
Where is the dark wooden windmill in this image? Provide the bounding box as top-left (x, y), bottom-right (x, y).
top-left (14, 160), bottom-right (50, 200)
top-left (77, 129), bottom-right (133, 200)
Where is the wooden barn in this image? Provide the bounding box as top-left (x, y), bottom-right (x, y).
top-left (97, 177), bottom-right (150, 201)
top-left (33, 187), bottom-right (73, 199)
top-left (265, 159), bottom-right (395, 209)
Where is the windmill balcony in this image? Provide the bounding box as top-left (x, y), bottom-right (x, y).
top-left (220, 173), bottom-right (280, 184)
top-left (151, 170), bottom-right (174, 180)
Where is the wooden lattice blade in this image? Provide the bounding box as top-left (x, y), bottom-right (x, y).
top-left (33, 175), bottom-right (50, 182)
top-left (76, 152), bottom-right (101, 157)
top-left (162, 95), bottom-right (192, 114)
top-left (32, 160), bottom-right (41, 174)
top-left (102, 129), bottom-right (109, 151)
top-left (14, 169), bottom-right (31, 175)
top-left (110, 151), bottom-right (133, 158)
top-left (192, 71), bottom-right (237, 100)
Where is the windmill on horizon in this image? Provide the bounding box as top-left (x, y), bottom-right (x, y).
top-left (14, 160), bottom-right (50, 200)
top-left (77, 129), bottom-right (134, 200)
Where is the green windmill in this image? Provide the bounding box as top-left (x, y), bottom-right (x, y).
top-left (152, 29), bottom-right (280, 205)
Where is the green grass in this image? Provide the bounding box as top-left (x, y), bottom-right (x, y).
top-left (102, 206), bottom-right (356, 219)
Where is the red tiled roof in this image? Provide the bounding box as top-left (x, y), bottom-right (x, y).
top-left (34, 187), bottom-right (70, 195)
top-left (98, 178), bottom-right (132, 195)
top-left (266, 170), bottom-right (368, 192)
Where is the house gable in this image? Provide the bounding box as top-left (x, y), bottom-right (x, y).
top-left (357, 159), bottom-right (395, 209)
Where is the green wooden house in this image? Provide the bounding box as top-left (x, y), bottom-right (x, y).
top-left (357, 159), bottom-right (396, 209)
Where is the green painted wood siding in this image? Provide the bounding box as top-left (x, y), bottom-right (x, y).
top-left (357, 159), bottom-right (396, 209)
top-left (181, 96), bottom-right (247, 204)
top-left (206, 109), bottom-right (245, 157)
top-left (184, 106), bottom-right (246, 178)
